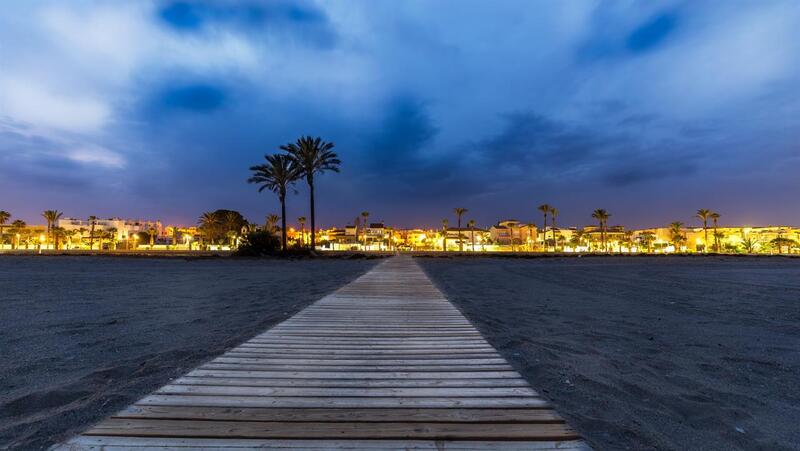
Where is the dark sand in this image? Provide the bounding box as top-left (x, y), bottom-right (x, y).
top-left (0, 256), bottom-right (376, 450)
top-left (419, 256), bottom-right (800, 451)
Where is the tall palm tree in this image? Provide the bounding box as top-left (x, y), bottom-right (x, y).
top-left (454, 208), bottom-right (468, 251)
top-left (467, 219), bottom-right (476, 252)
top-left (88, 216), bottom-right (98, 250)
top-left (591, 209), bottom-right (610, 252)
top-left (550, 207), bottom-right (558, 251)
top-left (669, 221), bottom-right (686, 251)
top-left (298, 216), bottom-right (307, 247)
top-left (441, 218), bottom-right (449, 251)
top-left (248, 153), bottom-right (300, 251)
top-left (537, 204), bottom-right (551, 251)
top-left (266, 214), bottom-right (280, 234)
top-left (361, 211), bottom-right (369, 250)
top-left (281, 136), bottom-right (341, 251)
top-left (696, 209), bottom-right (711, 252)
top-left (0, 210), bottom-right (10, 245)
top-left (42, 210), bottom-right (63, 247)
top-left (710, 211), bottom-right (720, 252)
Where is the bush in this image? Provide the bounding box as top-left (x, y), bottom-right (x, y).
top-left (234, 230), bottom-right (281, 257)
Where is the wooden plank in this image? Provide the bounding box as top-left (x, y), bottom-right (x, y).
top-left (117, 406), bottom-right (562, 423)
top-left (137, 395), bottom-right (551, 408)
top-left (187, 370), bottom-right (523, 379)
top-left (173, 377), bottom-right (531, 388)
top-left (86, 419), bottom-right (580, 440)
top-left (156, 385), bottom-right (540, 398)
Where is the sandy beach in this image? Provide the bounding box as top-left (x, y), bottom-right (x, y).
top-left (419, 256), bottom-right (800, 451)
top-left (0, 256), bottom-right (376, 449)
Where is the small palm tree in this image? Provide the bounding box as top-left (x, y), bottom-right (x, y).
top-left (361, 211), bottom-right (369, 250)
top-left (266, 214), bottom-right (280, 233)
top-left (710, 211), bottom-right (720, 252)
top-left (467, 219), bottom-right (476, 252)
top-left (550, 207), bottom-right (558, 251)
top-left (42, 210), bottom-right (63, 247)
top-left (0, 210), bottom-right (10, 246)
top-left (248, 153), bottom-right (300, 251)
top-left (52, 226), bottom-right (66, 250)
top-left (591, 209), bottom-right (610, 252)
top-left (298, 216), bottom-right (307, 247)
top-left (638, 231), bottom-right (656, 253)
top-left (696, 209), bottom-right (711, 252)
top-left (669, 221), bottom-right (686, 251)
top-left (106, 227), bottom-right (118, 250)
top-left (282, 136), bottom-right (341, 250)
top-left (441, 218), bottom-right (449, 251)
top-left (537, 204), bottom-right (551, 250)
top-left (198, 211), bottom-right (221, 248)
top-left (148, 227), bottom-right (156, 248)
top-left (454, 208), bottom-right (468, 251)
top-left (88, 216), bottom-right (98, 250)
top-left (10, 219), bottom-right (26, 249)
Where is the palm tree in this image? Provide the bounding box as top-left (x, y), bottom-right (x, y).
top-left (591, 209), bottom-right (610, 252)
top-left (281, 136), bottom-right (341, 251)
top-left (88, 216), bottom-right (98, 250)
top-left (467, 219), bottom-right (476, 252)
top-left (361, 211), bottom-right (369, 250)
top-left (537, 204), bottom-right (551, 250)
top-left (638, 231), bottom-right (656, 253)
top-left (148, 227), bottom-right (156, 248)
top-left (298, 216), bottom-right (307, 247)
top-left (454, 208), bottom-right (468, 251)
top-left (198, 211), bottom-right (221, 247)
top-left (42, 210), bottom-right (63, 247)
top-left (710, 212), bottom-right (720, 252)
top-left (0, 210), bottom-right (10, 246)
top-left (669, 221), bottom-right (686, 251)
top-left (550, 207), bottom-right (558, 251)
top-left (266, 214), bottom-right (280, 234)
top-left (52, 226), bottom-right (66, 250)
top-left (106, 227), bottom-right (118, 250)
top-left (248, 153), bottom-right (300, 251)
top-left (741, 234), bottom-right (758, 254)
top-left (441, 218), bottom-right (449, 251)
top-left (696, 209), bottom-right (711, 252)
top-left (10, 220), bottom-right (26, 249)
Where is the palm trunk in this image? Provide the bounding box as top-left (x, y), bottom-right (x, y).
top-left (542, 214), bottom-right (547, 251)
top-left (471, 228), bottom-right (475, 252)
top-left (457, 217), bottom-right (462, 252)
top-left (703, 222), bottom-right (708, 252)
top-left (280, 194), bottom-right (287, 252)
top-left (308, 178), bottom-right (316, 251)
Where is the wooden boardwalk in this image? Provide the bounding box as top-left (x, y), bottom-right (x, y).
top-left (56, 256), bottom-right (588, 450)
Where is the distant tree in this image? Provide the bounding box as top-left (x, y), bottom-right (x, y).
top-left (266, 214), bottom-right (280, 234)
top-left (770, 237), bottom-right (797, 254)
top-left (741, 234), bottom-right (759, 254)
top-left (710, 211), bottom-right (721, 252)
top-left (638, 231), bottom-right (656, 253)
top-left (282, 136), bottom-right (341, 250)
top-left (696, 209), bottom-right (711, 252)
top-left (298, 216), bottom-right (307, 248)
top-left (454, 208), bottom-right (468, 251)
top-left (88, 216), bottom-right (98, 250)
top-left (106, 227), bottom-right (118, 250)
top-left (148, 227), bottom-right (156, 248)
top-left (0, 210), bottom-right (10, 245)
top-left (537, 204), bottom-right (552, 251)
top-left (10, 220), bottom-right (26, 249)
top-left (361, 211), bottom-right (369, 250)
top-left (467, 219), bottom-right (476, 252)
top-left (51, 226), bottom-right (66, 250)
top-left (442, 218), bottom-right (449, 251)
top-left (669, 221), bottom-right (686, 251)
top-left (42, 210), bottom-right (63, 247)
top-left (248, 153), bottom-right (300, 251)
top-left (591, 209), bottom-right (610, 252)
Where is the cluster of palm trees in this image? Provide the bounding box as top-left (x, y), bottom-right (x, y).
top-left (248, 136), bottom-right (340, 251)
top-left (198, 210), bottom-right (248, 247)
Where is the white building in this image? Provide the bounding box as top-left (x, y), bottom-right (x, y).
top-left (57, 217), bottom-right (164, 242)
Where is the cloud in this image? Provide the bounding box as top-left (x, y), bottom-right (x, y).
top-left (626, 12), bottom-right (678, 52)
top-left (158, 83), bottom-right (228, 112)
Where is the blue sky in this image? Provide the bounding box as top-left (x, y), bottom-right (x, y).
top-left (1, 0), bottom-right (798, 229)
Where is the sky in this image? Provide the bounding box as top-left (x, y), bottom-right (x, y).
top-left (1, 0), bottom-right (799, 229)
